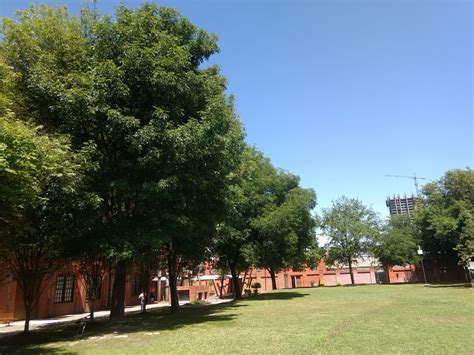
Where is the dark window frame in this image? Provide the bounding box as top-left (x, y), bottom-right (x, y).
top-left (54, 274), bottom-right (75, 304)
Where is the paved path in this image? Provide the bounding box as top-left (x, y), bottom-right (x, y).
top-left (0, 302), bottom-right (169, 337)
top-left (0, 298), bottom-right (233, 338)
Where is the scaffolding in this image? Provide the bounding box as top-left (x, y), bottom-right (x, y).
top-left (386, 195), bottom-right (416, 216)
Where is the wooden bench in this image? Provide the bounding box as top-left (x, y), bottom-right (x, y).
top-left (0, 313), bottom-right (14, 326)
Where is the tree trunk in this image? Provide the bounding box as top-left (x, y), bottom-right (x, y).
top-left (24, 307), bottom-right (31, 334)
top-left (107, 266), bottom-right (114, 309)
top-left (268, 268), bottom-right (277, 290)
top-left (22, 283), bottom-right (37, 334)
top-left (89, 298), bottom-right (95, 322)
top-left (348, 258), bottom-right (355, 285)
top-left (228, 262), bottom-right (241, 299)
top-left (464, 266), bottom-right (471, 283)
top-left (219, 274), bottom-right (225, 298)
top-left (385, 266), bottom-right (391, 284)
top-left (109, 260), bottom-right (127, 322)
top-left (168, 250), bottom-right (179, 313)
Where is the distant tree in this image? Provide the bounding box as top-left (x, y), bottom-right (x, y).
top-left (322, 197), bottom-right (380, 285)
top-left (373, 215), bottom-right (419, 283)
top-left (414, 169), bottom-right (474, 280)
top-left (252, 172), bottom-right (319, 290)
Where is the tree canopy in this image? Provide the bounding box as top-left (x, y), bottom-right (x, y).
top-left (415, 169), bottom-right (474, 272)
top-left (373, 215), bottom-right (419, 281)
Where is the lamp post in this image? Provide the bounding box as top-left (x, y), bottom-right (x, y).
top-left (417, 246), bottom-right (428, 284)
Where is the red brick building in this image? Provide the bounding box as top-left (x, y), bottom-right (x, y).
top-left (0, 258), bottom-right (390, 322)
top-left (0, 265), bottom-right (145, 322)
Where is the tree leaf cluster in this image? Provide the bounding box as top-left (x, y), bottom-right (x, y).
top-left (415, 168), bottom-right (474, 267)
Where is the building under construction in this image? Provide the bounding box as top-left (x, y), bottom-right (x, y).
top-left (386, 195), bottom-right (416, 216)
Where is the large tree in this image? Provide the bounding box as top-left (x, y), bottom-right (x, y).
top-left (322, 197), bottom-right (380, 285)
top-left (1, 3), bottom-right (243, 318)
top-left (414, 168), bottom-right (474, 281)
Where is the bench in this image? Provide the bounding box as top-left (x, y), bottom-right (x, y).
top-left (75, 315), bottom-right (90, 335)
top-left (0, 313), bottom-right (14, 326)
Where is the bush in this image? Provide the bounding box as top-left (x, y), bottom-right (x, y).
top-left (244, 288), bottom-right (252, 295)
top-left (319, 281), bottom-right (326, 287)
top-left (252, 282), bottom-right (261, 289)
top-left (190, 299), bottom-right (210, 305)
top-left (336, 282), bottom-right (342, 287)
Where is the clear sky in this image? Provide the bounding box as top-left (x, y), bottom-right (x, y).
top-left (1, 0), bottom-right (472, 219)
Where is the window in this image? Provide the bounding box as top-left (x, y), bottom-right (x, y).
top-left (131, 275), bottom-right (142, 296)
top-left (55, 275), bottom-right (75, 303)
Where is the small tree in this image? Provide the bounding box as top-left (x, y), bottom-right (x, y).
top-left (76, 252), bottom-right (110, 322)
top-left (248, 166), bottom-right (319, 290)
top-left (0, 117), bottom-right (86, 333)
top-left (373, 215), bottom-right (419, 283)
top-left (322, 197), bottom-right (380, 285)
top-left (135, 246), bottom-right (161, 312)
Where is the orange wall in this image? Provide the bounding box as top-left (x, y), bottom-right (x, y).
top-left (388, 265), bottom-right (418, 283)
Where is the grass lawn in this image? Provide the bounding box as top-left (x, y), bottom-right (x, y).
top-left (1, 284), bottom-right (473, 354)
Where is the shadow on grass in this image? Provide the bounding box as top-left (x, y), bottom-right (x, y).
top-left (424, 283), bottom-right (472, 288)
top-left (245, 291), bottom-right (310, 301)
top-left (0, 291), bottom-right (309, 353)
top-left (0, 301), bottom-right (245, 354)
top-left (0, 327), bottom-right (82, 354)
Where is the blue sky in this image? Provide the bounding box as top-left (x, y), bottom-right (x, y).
top-left (1, 0), bottom-right (472, 219)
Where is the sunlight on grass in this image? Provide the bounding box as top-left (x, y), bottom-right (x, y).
top-left (1, 285), bottom-right (473, 354)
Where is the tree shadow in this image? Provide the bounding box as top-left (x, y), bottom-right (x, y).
top-left (0, 328), bottom-right (80, 354)
top-left (245, 291), bottom-right (310, 301)
top-left (0, 293), bottom-right (309, 353)
top-left (424, 283), bottom-right (472, 288)
top-left (0, 301), bottom-right (246, 353)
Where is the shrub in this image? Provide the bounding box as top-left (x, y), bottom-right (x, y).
top-left (336, 282), bottom-right (342, 287)
top-left (252, 282), bottom-right (261, 289)
top-left (244, 288), bottom-right (252, 295)
top-left (319, 281), bottom-right (326, 287)
top-left (190, 299), bottom-right (210, 305)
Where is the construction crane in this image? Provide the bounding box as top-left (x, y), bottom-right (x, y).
top-left (385, 174), bottom-right (427, 195)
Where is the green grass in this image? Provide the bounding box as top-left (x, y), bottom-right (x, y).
top-left (1, 284), bottom-right (473, 354)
